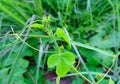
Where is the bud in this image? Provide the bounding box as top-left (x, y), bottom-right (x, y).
top-left (59, 46), bottom-right (64, 52)
top-left (96, 73), bottom-right (103, 80)
top-left (42, 15), bottom-right (51, 26)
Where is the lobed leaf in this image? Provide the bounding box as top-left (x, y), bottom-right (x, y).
top-left (56, 59), bottom-right (69, 77)
top-left (47, 52), bottom-right (75, 77)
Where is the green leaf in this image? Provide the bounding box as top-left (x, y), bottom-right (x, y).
top-left (17, 58), bottom-right (29, 70)
top-left (56, 58), bottom-right (69, 77)
top-left (72, 77), bottom-right (83, 84)
top-left (2, 52), bottom-right (17, 66)
top-left (56, 28), bottom-right (71, 47)
top-left (0, 68), bottom-right (9, 84)
top-left (10, 75), bottom-right (26, 84)
top-left (109, 78), bottom-right (115, 84)
top-left (88, 31), bottom-right (120, 49)
top-left (47, 52), bottom-right (75, 77)
top-left (99, 79), bottom-right (109, 84)
top-left (88, 66), bottom-right (104, 72)
top-left (47, 54), bottom-right (59, 68)
top-left (62, 52), bottom-right (75, 65)
top-left (73, 41), bottom-right (113, 56)
top-left (31, 23), bottom-right (44, 29)
top-left (80, 48), bottom-right (114, 66)
top-left (10, 58), bottom-right (29, 84)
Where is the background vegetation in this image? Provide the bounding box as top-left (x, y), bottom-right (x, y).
top-left (0, 0), bottom-right (120, 84)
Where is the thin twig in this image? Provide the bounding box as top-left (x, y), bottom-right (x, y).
top-left (65, 72), bottom-right (112, 79)
top-left (96, 62), bottom-right (115, 84)
top-left (73, 67), bottom-right (93, 84)
top-left (27, 71), bottom-right (36, 84)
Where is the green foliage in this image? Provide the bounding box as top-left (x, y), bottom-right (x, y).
top-left (0, 68), bottom-right (9, 83)
top-left (109, 78), bottom-right (115, 84)
top-left (31, 23), bottom-right (44, 29)
top-left (72, 77), bottom-right (83, 84)
top-left (0, 0), bottom-right (120, 84)
top-left (80, 47), bottom-right (114, 66)
top-left (47, 52), bottom-right (75, 77)
top-left (56, 28), bottom-right (71, 47)
top-left (0, 58), bottom-right (29, 84)
top-left (99, 79), bottom-right (109, 84)
top-left (89, 30), bottom-right (120, 49)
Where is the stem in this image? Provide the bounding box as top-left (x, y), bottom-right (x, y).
top-left (14, 33), bottom-right (56, 53)
top-left (48, 27), bottom-right (61, 53)
top-left (73, 67), bottom-right (94, 84)
top-left (65, 72), bottom-right (112, 78)
top-left (0, 34), bottom-right (52, 38)
top-left (27, 71), bottom-right (36, 84)
top-left (96, 61), bottom-right (115, 84)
